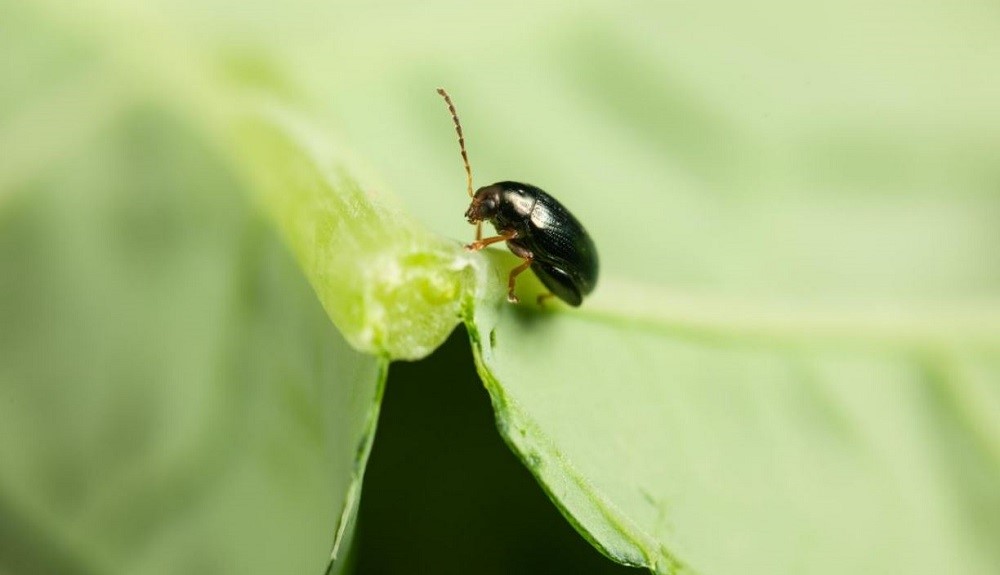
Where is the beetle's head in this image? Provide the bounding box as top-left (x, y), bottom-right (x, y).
top-left (465, 184), bottom-right (502, 224)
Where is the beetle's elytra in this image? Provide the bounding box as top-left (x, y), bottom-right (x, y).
top-left (437, 88), bottom-right (599, 306)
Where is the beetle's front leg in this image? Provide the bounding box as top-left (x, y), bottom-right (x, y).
top-left (465, 229), bottom-right (516, 252)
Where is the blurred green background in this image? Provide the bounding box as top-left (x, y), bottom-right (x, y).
top-left (1, 0), bottom-right (998, 573)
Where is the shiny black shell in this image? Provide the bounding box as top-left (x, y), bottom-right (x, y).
top-left (477, 181), bottom-right (598, 306)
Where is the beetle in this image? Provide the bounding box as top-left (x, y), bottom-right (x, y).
top-left (436, 88), bottom-right (599, 306)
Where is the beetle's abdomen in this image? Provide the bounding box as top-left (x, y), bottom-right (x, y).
top-left (531, 262), bottom-right (584, 307)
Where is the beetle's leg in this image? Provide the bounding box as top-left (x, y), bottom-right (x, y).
top-left (536, 292), bottom-right (556, 306)
top-left (475, 221), bottom-right (483, 242)
top-left (465, 229), bottom-right (515, 252)
top-left (506, 257), bottom-right (533, 303)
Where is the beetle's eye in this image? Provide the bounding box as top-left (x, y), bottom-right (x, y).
top-left (476, 196), bottom-right (497, 217)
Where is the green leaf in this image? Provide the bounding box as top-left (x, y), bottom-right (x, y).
top-left (13, 0), bottom-right (477, 361)
top-left (467, 273), bottom-right (1000, 574)
top-left (4, 1), bottom-right (1000, 575)
top-left (447, 6), bottom-right (1000, 574)
top-left (0, 10), bottom-right (387, 570)
top-left (230, 105), bottom-right (474, 360)
top-left (1, 2), bottom-right (477, 572)
top-left (0, 111), bottom-right (387, 574)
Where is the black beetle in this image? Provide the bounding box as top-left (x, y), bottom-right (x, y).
top-left (437, 88), bottom-right (599, 306)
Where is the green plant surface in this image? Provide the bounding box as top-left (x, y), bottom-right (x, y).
top-left (0, 6), bottom-right (387, 572)
top-left (468, 263), bottom-right (1000, 574)
top-left (2, 1), bottom-right (1000, 574)
top-left (323, 5), bottom-right (999, 571)
top-left (232, 107), bottom-right (474, 360)
top-left (0, 105), bottom-right (387, 574)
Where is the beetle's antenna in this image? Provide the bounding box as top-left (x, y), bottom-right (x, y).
top-left (436, 88), bottom-right (474, 198)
